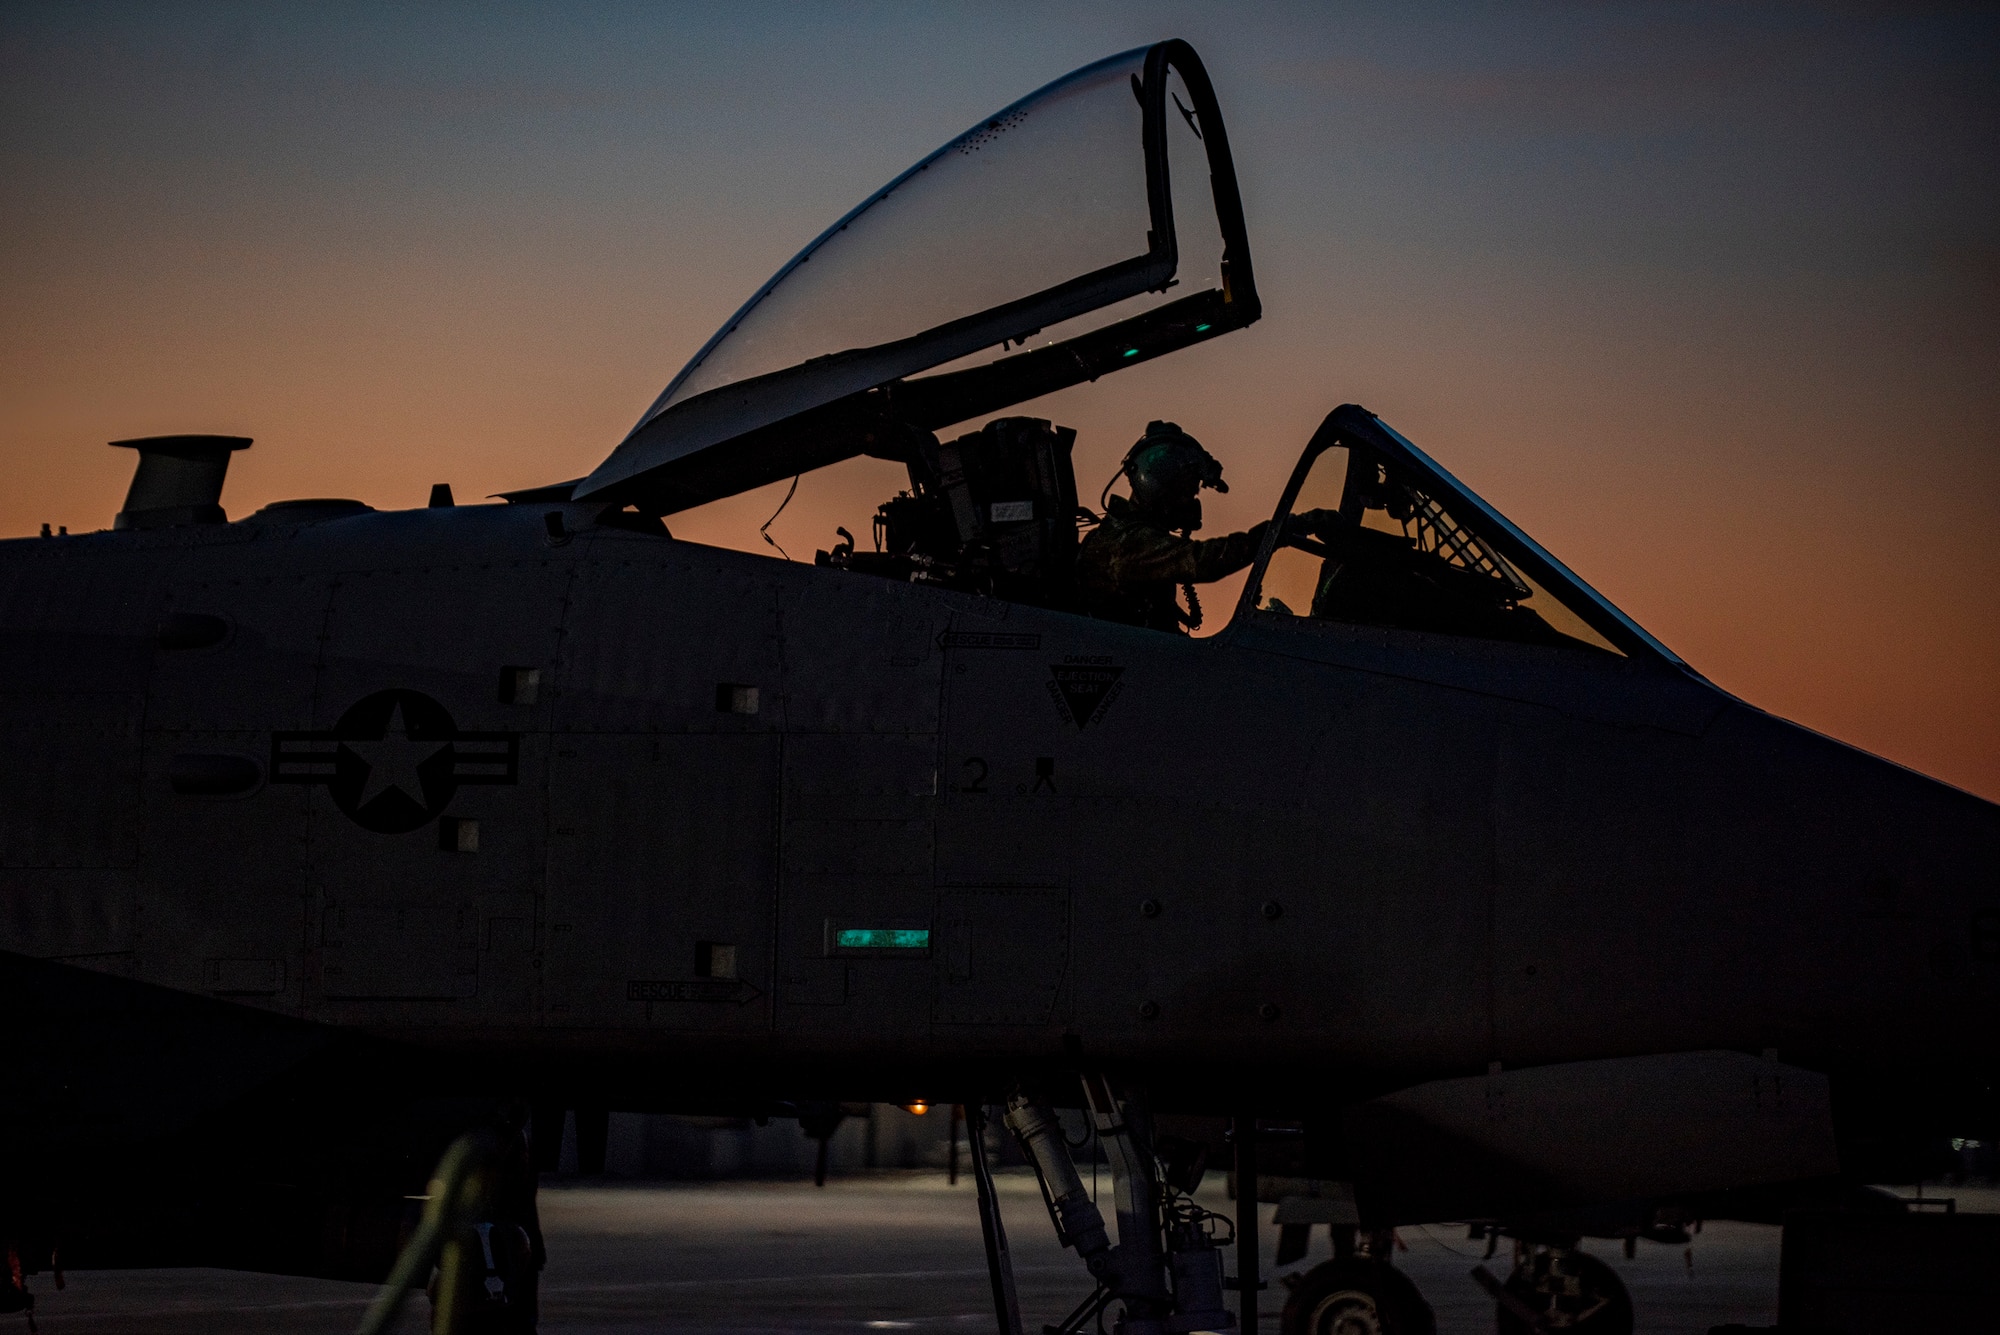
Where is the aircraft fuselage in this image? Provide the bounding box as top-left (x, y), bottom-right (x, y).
top-left (4, 499), bottom-right (1993, 1122)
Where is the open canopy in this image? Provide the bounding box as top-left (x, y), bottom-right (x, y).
top-left (577, 40), bottom-right (1259, 513)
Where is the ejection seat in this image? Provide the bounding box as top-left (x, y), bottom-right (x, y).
top-left (815, 415), bottom-right (1086, 609)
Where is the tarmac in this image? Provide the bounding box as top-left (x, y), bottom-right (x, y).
top-left (25, 1174), bottom-right (1995, 1334)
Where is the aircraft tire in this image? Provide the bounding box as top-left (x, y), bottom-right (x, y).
top-left (1279, 1257), bottom-right (1437, 1335)
top-left (1494, 1249), bottom-right (1633, 1335)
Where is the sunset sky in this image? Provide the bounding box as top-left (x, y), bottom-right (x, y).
top-left (4, 2), bottom-right (1995, 798)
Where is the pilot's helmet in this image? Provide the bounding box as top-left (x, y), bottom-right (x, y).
top-left (1126, 421), bottom-right (1226, 527)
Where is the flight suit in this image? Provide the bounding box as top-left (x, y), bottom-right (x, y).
top-left (1076, 495), bottom-right (1271, 632)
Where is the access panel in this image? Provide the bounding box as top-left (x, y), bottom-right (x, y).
top-left (305, 562), bottom-right (567, 1020)
top-left (933, 886), bottom-right (1070, 1025)
top-left (542, 732), bottom-right (778, 1034)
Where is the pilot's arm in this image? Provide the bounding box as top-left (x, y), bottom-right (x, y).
top-left (1095, 518), bottom-right (1274, 587)
top-left (1101, 507), bottom-right (1339, 582)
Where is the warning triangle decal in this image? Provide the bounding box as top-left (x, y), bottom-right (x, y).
top-left (1048, 663), bottom-right (1125, 730)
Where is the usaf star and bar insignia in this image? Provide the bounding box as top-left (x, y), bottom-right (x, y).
top-left (272, 688), bottom-right (518, 834)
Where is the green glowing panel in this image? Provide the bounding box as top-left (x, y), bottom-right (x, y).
top-left (836, 928), bottom-right (931, 950)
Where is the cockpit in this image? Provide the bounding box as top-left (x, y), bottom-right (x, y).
top-left (565, 39), bottom-right (1679, 668)
top-left (1243, 406), bottom-right (1665, 658)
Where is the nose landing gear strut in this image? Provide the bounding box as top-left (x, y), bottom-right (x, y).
top-left (966, 1074), bottom-right (1239, 1335)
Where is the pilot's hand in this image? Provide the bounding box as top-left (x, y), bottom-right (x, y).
top-left (1284, 508), bottom-right (1341, 541)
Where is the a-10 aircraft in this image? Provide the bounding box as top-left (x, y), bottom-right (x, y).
top-left (4, 38), bottom-right (1995, 1335)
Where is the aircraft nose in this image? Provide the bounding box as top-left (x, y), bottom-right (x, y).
top-left (1700, 707), bottom-right (2000, 1070)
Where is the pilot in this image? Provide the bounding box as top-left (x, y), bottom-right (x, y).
top-left (1078, 421), bottom-right (1330, 632)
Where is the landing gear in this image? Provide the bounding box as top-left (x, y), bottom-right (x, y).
top-left (1492, 1246), bottom-right (1632, 1335)
top-left (1280, 1257), bottom-right (1436, 1335)
top-left (981, 1080), bottom-right (1447, 1335)
top-left (992, 1079), bottom-right (1448, 1335)
top-left (984, 1077), bottom-right (1243, 1335)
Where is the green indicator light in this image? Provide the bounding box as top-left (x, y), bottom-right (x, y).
top-left (837, 928), bottom-right (930, 949)
top-left (1194, 323), bottom-right (1212, 332)
top-left (1122, 348), bottom-right (1140, 358)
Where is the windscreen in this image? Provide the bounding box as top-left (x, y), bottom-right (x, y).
top-left (1254, 444), bottom-right (1626, 655)
top-left (636, 48), bottom-right (1155, 426)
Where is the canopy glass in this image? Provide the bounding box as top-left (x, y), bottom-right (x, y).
top-left (579, 41), bottom-right (1258, 511)
top-left (659, 50), bottom-right (1153, 413)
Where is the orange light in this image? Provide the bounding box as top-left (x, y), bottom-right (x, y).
top-left (901, 1101), bottom-right (929, 1116)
